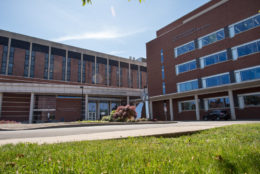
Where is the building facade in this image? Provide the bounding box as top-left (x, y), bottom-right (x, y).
top-left (147, 0), bottom-right (260, 120)
top-left (0, 30), bottom-right (147, 123)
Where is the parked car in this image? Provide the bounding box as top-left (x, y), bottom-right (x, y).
top-left (203, 110), bottom-right (230, 121)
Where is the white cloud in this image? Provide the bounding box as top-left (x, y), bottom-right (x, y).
top-left (110, 5), bottom-right (116, 17)
top-left (52, 28), bottom-right (146, 42)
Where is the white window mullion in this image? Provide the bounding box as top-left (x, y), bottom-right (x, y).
top-left (178, 102), bottom-right (182, 113)
top-left (204, 99), bottom-right (209, 111)
top-left (238, 96), bottom-right (245, 109)
top-left (232, 48), bottom-right (238, 60)
top-left (229, 25), bottom-right (235, 38)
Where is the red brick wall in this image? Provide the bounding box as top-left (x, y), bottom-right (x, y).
top-left (97, 63), bottom-right (106, 85)
top-left (13, 48), bottom-right (26, 77)
top-left (56, 98), bottom-right (82, 122)
top-left (131, 70), bottom-right (138, 88)
top-left (110, 66), bottom-right (118, 87)
top-left (70, 58), bottom-right (79, 82)
top-left (141, 71), bottom-right (147, 88)
top-left (147, 0), bottom-right (260, 97)
top-left (1, 93), bottom-right (30, 122)
top-left (85, 61), bottom-right (93, 84)
top-left (121, 67), bottom-right (128, 88)
top-left (34, 52), bottom-right (46, 79)
top-left (53, 55), bottom-right (63, 81)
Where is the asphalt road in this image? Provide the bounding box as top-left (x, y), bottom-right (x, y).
top-left (0, 121), bottom-right (257, 140)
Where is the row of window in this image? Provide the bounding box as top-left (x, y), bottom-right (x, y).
top-left (177, 65), bottom-right (260, 93)
top-left (178, 92), bottom-right (260, 112)
top-left (174, 13), bottom-right (260, 57)
top-left (176, 39), bottom-right (260, 75)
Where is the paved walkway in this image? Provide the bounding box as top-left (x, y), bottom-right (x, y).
top-left (0, 121), bottom-right (259, 146)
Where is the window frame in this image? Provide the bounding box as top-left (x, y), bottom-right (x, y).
top-left (238, 92), bottom-right (260, 109)
top-left (174, 40), bottom-right (195, 58)
top-left (202, 72), bottom-right (230, 88)
top-left (234, 65), bottom-right (260, 83)
top-left (177, 79), bottom-right (199, 93)
top-left (176, 59), bottom-right (197, 75)
top-left (232, 39), bottom-right (260, 60)
top-left (178, 100), bottom-right (196, 113)
top-left (200, 49), bottom-right (228, 69)
top-left (203, 96), bottom-right (230, 111)
top-left (198, 28), bottom-right (225, 48)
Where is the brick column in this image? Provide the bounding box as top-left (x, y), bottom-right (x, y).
top-left (127, 96), bottom-right (130, 105)
top-left (81, 53), bottom-right (83, 83)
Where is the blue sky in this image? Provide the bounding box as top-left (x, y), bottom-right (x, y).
top-left (0, 0), bottom-right (210, 59)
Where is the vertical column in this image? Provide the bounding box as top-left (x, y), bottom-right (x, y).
top-left (47, 46), bottom-right (51, 79)
top-left (118, 62), bottom-right (121, 87)
top-left (169, 98), bottom-right (174, 121)
top-left (107, 58), bottom-right (109, 86)
top-left (81, 53), bottom-right (83, 83)
top-left (97, 102), bottom-right (100, 120)
top-left (65, 50), bottom-right (68, 81)
top-left (29, 93), bottom-right (35, 124)
top-left (94, 56), bottom-right (97, 84)
top-left (5, 37), bottom-right (11, 75)
top-left (149, 101), bottom-right (153, 119)
top-left (138, 66), bottom-right (141, 89)
top-left (0, 93), bottom-right (3, 118)
top-left (85, 94), bottom-right (89, 120)
top-left (128, 63), bottom-right (131, 88)
top-left (28, 42), bottom-right (32, 77)
top-left (127, 96), bottom-right (130, 105)
top-left (195, 95), bottom-right (200, 121)
top-left (228, 89), bottom-right (236, 120)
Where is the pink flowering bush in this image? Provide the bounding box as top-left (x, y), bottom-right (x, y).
top-left (112, 105), bottom-right (137, 122)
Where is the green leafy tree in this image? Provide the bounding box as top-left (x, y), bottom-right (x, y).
top-left (82, 0), bottom-right (143, 6)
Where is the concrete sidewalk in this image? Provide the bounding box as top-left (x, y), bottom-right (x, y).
top-left (0, 121), bottom-right (258, 146)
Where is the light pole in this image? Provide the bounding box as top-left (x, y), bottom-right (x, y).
top-left (80, 86), bottom-right (84, 121)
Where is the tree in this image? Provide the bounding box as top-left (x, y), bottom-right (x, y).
top-left (82, 0), bottom-right (143, 6)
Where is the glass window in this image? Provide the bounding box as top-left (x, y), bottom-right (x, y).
top-left (200, 29), bottom-right (225, 48)
top-left (208, 97), bottom-right (230, 109)
top-left (237, 41), bottom-right (259, 58)
top-left (67, 57), bottom-right (71, 81)
top-left (203, 51), bottom-right (228, 67)
top-left (43, 53), bottom-right (49, 79)
top-left (161, 65), bottom-right (165, 80)
top-left (244, 94), bottom-right (260, 107)
top-left (175, 41), bottom-right (195, 57)
top-left (161, 49), bottom-right (164, 63)
top-left (49, 55), bottom-right (54, 80)
top-left (239, 66), bottom-right (260, 82)
top-left (30, 51), bottom-right (35, 78)
top-left (204, 73), bottom-right (230, 88)
top-left (1, 46), bottom-right (8, 74)
top-left (117, 66), bottom-right (120, 87)
top-left (178, 80), bottom-right (198, 92)
top-left (162, 82), bottom-right (166, 95)
top-left (78, 60), bottom-right (81, 82)
top-left (177, 60), bottom-right (197, 74)
top-left (82, 61), bottom-right (86, 83)
top-left (23, 50), bottom-right (30, 77)
top-left (108, 65), bottom-right (111, 86)
top-left (234, 14), bottom-right (260, 35)
top-left (8, 47), bottom-right (14, 75)
top-left (180, 101), bottom-right (196, 111)
top-left (62, 57), bottom-right (66, 81)
top-left (105, 64), bottom-right (108, 85)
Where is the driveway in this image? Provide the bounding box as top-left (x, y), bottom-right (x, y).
top-left (0, 121), bottom-right (259, 145)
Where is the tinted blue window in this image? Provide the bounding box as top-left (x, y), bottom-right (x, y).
top-left (204, 51), bottom-right (227, 67)
top-left (178, 60), bottom-right (197, 74)
top-left (257, 41), bottom-right (260, 50)
top-left (161, 66), bottom-right (165, 80)
top-left (205, 74), bottom-right (230, 88)
top-left (161, 49), bottom-right (164, 63)
top-left (237, 42), bottom-right (258, 57)
top-left (1, 46), bottom-right (8, 74)
top-left (240, 67), bottom-right (260, 81)
top-left (179, 80), bottom-right (198, 92)
top-left (176, 42), bottom-right (195, 56)
top-left (234, 14), bottom-right (260, 35)
top-left (162, 82), bottom-right (166, 95)
top-left (202, 29), bottom-right (225, 47)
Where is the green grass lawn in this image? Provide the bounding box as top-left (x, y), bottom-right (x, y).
top-left (0, 124), bottom-right (259, 174)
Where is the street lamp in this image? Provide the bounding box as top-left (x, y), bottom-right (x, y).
top-left (80, 86), bottom-right (84, 121)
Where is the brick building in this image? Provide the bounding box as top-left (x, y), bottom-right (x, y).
top-left (0, 30), bottom-right (147, 123)
top-left (146, 0), bottom-right (260, 120)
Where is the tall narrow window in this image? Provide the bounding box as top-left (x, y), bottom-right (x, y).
top-left (119, 66), bottom-right (122, 87)
top-left (162, 65), bottom-right (165, 80)
top-left (109, 65), bottom-right (112, 86)
top-left (1, 46), bottom-right (8, 74)
top-left (92, 62), bottom-right (95, 84)
top-left (96, 63), bottom-right (99, 84)
top-left (23, 50), bottom-right (30, 77)
top-left (43, 53), bottom-right (49, 79)
top-left (8, 47), bottom-right (14, 75)
top-left (162, 82), bottom-right (166, 95)
top-left (78, 60), bottom-right (81, 82)
top-left (62, 56), bottom-right (66, 81)
top-left (116, 66), bottom-right (119, 86)
top-left (49, 55), bottom-right (54, 80)
top-left (30, 51), bottom-right (35, 78)
top-left (67, 57), bottom-right (71, 81)
top-left (82, 60), bottom-right (86, 83)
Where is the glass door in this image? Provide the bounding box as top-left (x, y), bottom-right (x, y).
top-left (88, 102), bottom-right (96, 120)
top-left (99, 102), bottom-right (109, 119)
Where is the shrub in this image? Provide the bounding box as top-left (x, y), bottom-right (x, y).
top-left (112, 105), bottom-right (137, 122)
top-left (101, 115), bottom-right (112, 122)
